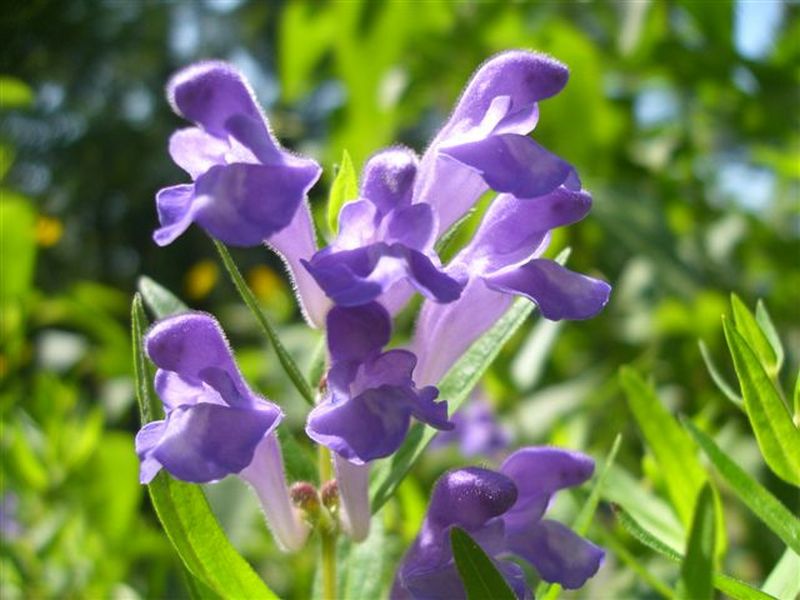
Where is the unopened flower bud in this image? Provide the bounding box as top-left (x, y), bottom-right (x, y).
top-left (321, 479), bottom-right (339, 512)
top-left (290, 482), bottom-right (320, 513)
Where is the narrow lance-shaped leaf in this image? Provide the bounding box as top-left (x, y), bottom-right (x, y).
top-left (698, 340), bottom-right (743, 408)
top-left (683, 420), bottom-right (800, 555)
top-left (616, 509), bottom-right (775, 600)
top-left (730, 294), bottom-right (779, 378)
top-left (761, 548), bottom-right (800, 600)
top-left (131, 295), bottom-right (277, 599)
top-left (214, 239), bottom-right (315, 406)
top-left (451, 527), bottom-right (516, 600)
top-left (723, 317), bottom-right (800, 486)
top-left (619, 368), bottom-right (707, 527)
top-left (326, 149), bottom-right (359, 235)
top-left (139, 275), bottom-right (189, 318)
top-left (676, 483), bottom-right (716, 600)
top-left (755, 300), bottom-right (784, 374)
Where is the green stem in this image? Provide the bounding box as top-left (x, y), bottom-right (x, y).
top-left (318, 444), bottom-right (336, 599)
top-left (213, 239), bottom-right (315, 406)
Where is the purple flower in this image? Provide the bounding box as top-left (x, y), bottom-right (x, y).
top-left (432, 392), bottom-right (511, 458)
top-left (393, 447), bottom-right (604, 599)
top-left (305, 302), bottom-right (453, 539)
top-left (413, 189), bottom-right (611, 386)
top-left (134, 312), bottom-right (309, 551)
top-left (413, 50), bottom-right (576, 238)
top-left (302, 148), bottom-right (463, 310)
top-left (154, 61), bottom-right (321, 247)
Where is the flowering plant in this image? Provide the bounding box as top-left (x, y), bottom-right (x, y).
top-left (133, 50), bottom-right (611, 599)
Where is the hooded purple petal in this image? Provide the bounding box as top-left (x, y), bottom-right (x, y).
top-left (507, 519), bottom-right (604, 589)
top-left (455, 188), bottom-right (592, 275)
top-left (156, 61), bottom-right (321, 247)
top-left (441, 134), bottom-right (575, 200)
top-left (190, 162), bottom-right (319, 247)
top-left (484, 258), bottom-right (611, 321)
top-left (414, 51), bottom-right (570, 235)
top-left (326, 303), bottom-right (392, 363)
top-left (501, 447), bottom-right (595, 530)
top-left (148, 402), bottom-right (279, 483)
top-left (302, 243), bottom-right (462, 308)
top-left (361, 147), bottom-right (418, 215)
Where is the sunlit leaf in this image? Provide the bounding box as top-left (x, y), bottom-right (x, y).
top-left (762, 548), bottom-right (800, 599)
top-left (723, 317), bottom-right (800, 486)
top-left (138, 276), bottom-right (189, 318)
top-left (451, 527), bottom-right (516, 600)
top-left (131, 295), bottom-right (277, 599)
top-left (0, 76), bottom-right (34, 108)
top-left (731, 294), bottom-right (779, 378)
top-left (619, 367), bottom-right (707, 527)
top-left (684, 420), bottom-right (800, 554)
top-left (698, 340), bottom-right (743, 407)
top-left (617, 509), bottom-right (774, 600)
top-left (755, 300), bottom-right (784, 374)
top-left (677, 484), bottom-right (716, 600)
top-left (326, 149), bottom-right (358, 235)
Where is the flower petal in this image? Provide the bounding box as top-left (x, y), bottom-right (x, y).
top-left (266, 201), bottom-right (330, 328)
top-left (153, 402), bottom-right (280, 483)
top-left (305, 386), bottom-right (414, 464)
top-left (441, 134), bottom-right (575, 199)
top-left (135, 420), bottom-right (167, 484)
top-left (413, 278), bottom-right (513, 386)
top-left (484, 258), bottom-right (611, 321)
top-left (361, 147), bottom-right (418, 215)
top-left (326, 302), bottom-right (392, 363)
top-left (167, 61), bottom-right (262, 139)
top-left (426, 467), bottom-right (517, 531)
top-left (153, 184), bottom-right (197, 247)
top-left (303, 243), bottom-right (462, 308)
top-left (192, 162), bottom-right (318, 246)
top-left (507, 519), bottom-right (604, 589)
top-left (500, 447), bottom-right (595, 529)
top-left (168, 127), bottom-right (228, 179)
top-left (456, 188), bottom-right (592, 275)
top-left (385, 203), bottom-right (435, 251)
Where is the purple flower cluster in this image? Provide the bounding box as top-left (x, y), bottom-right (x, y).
top-left (137, 49), bottom-right (610, 592)
top-left (393, 448), bottom-right (604, 599)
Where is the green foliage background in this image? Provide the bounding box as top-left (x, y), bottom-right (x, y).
top-left (1, 1), bottom-right (798, 598)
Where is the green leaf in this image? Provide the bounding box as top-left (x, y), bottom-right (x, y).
top-left (341, 517), bottom-right (393, 600)
top-left (793, 369), bottom-right (800, 428)
top-left (677, 484), bottom-right (716, 600)
top-left (723, 317), bottom-right (800, 486)
top-left (326, 149), bottom-right (358, 235)
top-left (214, 239), bottom-right (315, 406)
top-left (617, 509), bottom-right (775, 600)
top-left (755, 300), bottom-right (784, 374)
top-left (698, 340), bottom-right (743, 407)
top-left (762, 548), bottom-right (800, 599)
top-left (138, 275), bottom-right (189, 318)
top-left (619, 367), bottom-right (707, 527)
top-left (132, 295), bottom-right (277, 599)
top-left (731, 294), bottom-right (779, 378)
top-left (684, 420), bottom-right (800, 554)
top-left (450, 527), bottom-right (516, 600)
top-left (370, 297), bottom-right (534, 512)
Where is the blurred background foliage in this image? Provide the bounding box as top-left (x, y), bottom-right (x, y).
top-left (1, 0), bottom-right (798, 598)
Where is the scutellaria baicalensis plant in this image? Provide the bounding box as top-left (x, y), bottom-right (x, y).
top-left (137, 50), bottom-right (610, 596)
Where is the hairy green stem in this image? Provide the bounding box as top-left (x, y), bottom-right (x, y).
top-left (318, 444), bottom-right (336, 599)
